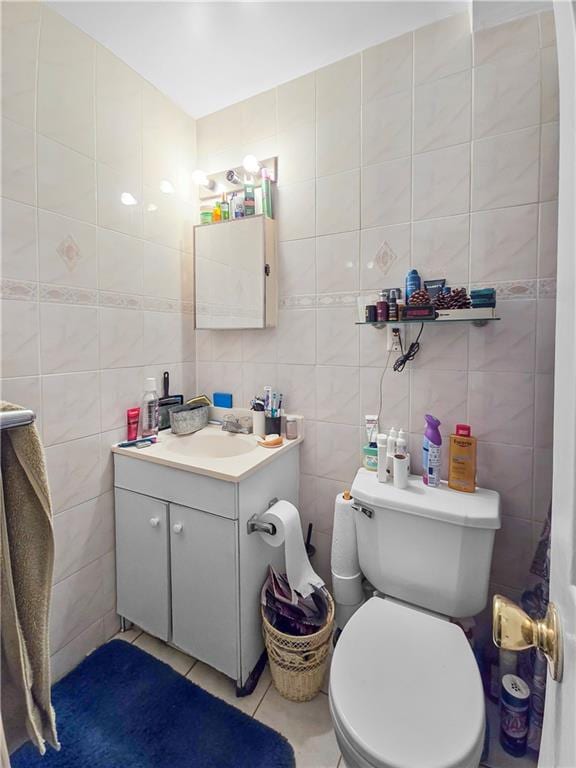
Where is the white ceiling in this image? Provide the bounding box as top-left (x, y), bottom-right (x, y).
top-left (50, 1), bottom-right (467, 118)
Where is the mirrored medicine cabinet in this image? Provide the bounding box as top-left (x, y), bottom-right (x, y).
top-left (194, 158), bottom-right (278, 330)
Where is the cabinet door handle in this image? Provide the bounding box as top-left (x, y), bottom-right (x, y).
top-left (173, 523), bottom-right (183, 534)
top-left (149, 517), bottom-right (160, 527)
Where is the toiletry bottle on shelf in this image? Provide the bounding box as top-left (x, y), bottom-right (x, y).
top-left (422, 415), bottom-right (442, 487)
top-left (141, 378), bottom-right (159, 438)
top-left (388, 290), bottom-right (399, 321)
top-left (261, 168), bottom-right (273, 218)
top-left (376, 290), bottom-right (388, 322)
top-left (448, 424), bottom-right (477, 493)
top-left (405, 269), bottom-right (421, 302)
top-left (231, 193), bottom-right (245, 218)
top-left (212, 201), bottom-right (222, 222)
top-left (377, 434), bottom-right (388, 483)
top-left (221, 195), bottom-right (230, 221)
top-left (244, 181), bottom-right (255, 216)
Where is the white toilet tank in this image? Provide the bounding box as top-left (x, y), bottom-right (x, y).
top-left (350, 469), bottom-right (501, 618)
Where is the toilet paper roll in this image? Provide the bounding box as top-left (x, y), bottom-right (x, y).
top-left (259, 500), bottom-right (324, 598)
top-left (331, 570), bottom-right (364, 607)
top-left (331, 493), bottom-right (360, 577)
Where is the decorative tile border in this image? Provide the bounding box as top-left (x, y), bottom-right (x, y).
top-left (39, 284), bottom-right (98, 305)
top-left (0, 280), bottom-right (194, 314)
top-left (0, 278), bottom-right (37, 301)
top-left (470, 280), bottom-right (537, 300)
top-left (280, 279), bottom-right (556, 310)
top-left (538, 279), bottom-right (556, 298)
top-left (99, 291), bottom-right (143, 310)
top-left (143, 296), bottom-right (181, 313)
top-left (181, 300), bottom-right (195, 315)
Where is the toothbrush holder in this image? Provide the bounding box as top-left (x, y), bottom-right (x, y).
top-left (252, 411), bottom-right (266, 437)
top-left (265, 415), bottom-right (282, 436)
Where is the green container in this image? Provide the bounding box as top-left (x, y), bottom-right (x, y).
top-left (362, 445), bottom-right (378, 471)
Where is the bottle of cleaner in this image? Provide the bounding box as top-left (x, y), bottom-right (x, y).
top-left (141, 378), bottom-right (159, 438)
top-left (377, 433), bottom-right (388, 483)
top-left (448, 424), bottom-right (477, 493)
top-left (422, 415), bottom-right (441, 487)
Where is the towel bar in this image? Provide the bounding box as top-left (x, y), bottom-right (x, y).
top-left (0, 409), bottom-right (36, 431)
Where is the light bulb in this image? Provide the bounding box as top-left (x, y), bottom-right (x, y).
top-left (243, 155), bottom-right (261, 174)
top-left (192, 169), bottom-right (215, 190)
top-left (120, 192), bottom-right (138, 206)
top-left (160, 179), bottom-right (175, 195)
top-left (146, 203), bottom-right (158, 213)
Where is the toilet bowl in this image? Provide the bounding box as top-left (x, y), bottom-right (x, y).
top-left (329, 597), bottom-right (485, 768)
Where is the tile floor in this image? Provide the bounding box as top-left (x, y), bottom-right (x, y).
top-left (113, 629), bottom-right (538, 768)
top-left (114, 628), bottom-right (342, 768)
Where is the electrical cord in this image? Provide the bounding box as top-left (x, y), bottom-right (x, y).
top-left (393, 323), bottom-right (424, 372)
top-left (375, 349), bottom-right (393, 437)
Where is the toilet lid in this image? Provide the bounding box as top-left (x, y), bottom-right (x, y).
top-left (329, 598), bottom-right (485, 768)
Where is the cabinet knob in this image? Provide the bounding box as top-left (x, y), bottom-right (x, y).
top-left (149, 517), bottom-right (160, 527)
top-left (173, 523), bottom-right (183, 534)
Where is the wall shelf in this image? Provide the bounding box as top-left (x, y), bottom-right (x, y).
top-left (356, 317), bottom-right (500, 328)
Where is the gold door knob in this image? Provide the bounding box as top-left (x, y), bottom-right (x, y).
top-left (493, 595), bottom-right (563, 682)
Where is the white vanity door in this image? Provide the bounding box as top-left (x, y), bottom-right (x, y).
top-left (170, 504), bottom-right (239, 679)
top-left (115, 489), bottom-right (171, 640)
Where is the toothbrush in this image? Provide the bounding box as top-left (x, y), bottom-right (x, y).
top-left (117, 436), bottom-right (157, 448)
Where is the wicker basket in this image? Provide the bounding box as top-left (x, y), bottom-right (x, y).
top-left (262, 593), bottom-right (334, 702)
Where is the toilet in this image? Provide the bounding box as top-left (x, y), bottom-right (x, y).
top-left (329, 468), bottom-right (501, 768)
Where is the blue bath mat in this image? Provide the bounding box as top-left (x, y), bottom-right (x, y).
top-left (12, 639), bottom-right (294, 768)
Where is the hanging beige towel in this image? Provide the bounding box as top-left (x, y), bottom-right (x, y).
top-left (0, 402), bottom-right (59, 759)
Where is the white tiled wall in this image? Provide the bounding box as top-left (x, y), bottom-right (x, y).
top-left (195, 9), bottom-right (559, 619)
top-left (0, 5), bottom-right (559, 674)
top-left (1, 3), bottom-right (197, 678)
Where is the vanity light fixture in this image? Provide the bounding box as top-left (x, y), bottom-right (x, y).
top-left (146, 203), bottom-right (158, 212)
top-left (242, 154), bottom-right (261, 175)
top-left (192, 169), bottom-right (216, 191)
top-left (120, 192), bottom-right (138, 206)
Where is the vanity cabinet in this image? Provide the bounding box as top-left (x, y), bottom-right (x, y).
top-left (115, 489), bottom-right (170, 641)
top-left (170, 503), bottom-right (238, 679)
top-left (113, 442), bottom-right (300, 691)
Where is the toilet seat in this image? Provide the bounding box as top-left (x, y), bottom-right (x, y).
top-left (329, 598), bottom-right (485, 768)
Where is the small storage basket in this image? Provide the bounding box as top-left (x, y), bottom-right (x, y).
top-left (169, 405), bottom-right (209, 435)
top-left (262, 593), bottom-right (334, 702)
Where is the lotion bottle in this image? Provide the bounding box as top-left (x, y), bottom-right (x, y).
top-left (448, 424), bottom-right (477, 493)
top-left (377, 434), bottom-right (388, 483)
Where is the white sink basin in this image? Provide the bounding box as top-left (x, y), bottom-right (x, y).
top-left (165, 430), bottom-right (257, 459)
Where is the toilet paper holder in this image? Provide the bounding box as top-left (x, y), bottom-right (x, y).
top-left (247, 497), bottom-right (278, 536)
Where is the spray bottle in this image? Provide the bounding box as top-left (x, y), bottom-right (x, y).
top-left (422, 415), bottom-right (442, 487)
